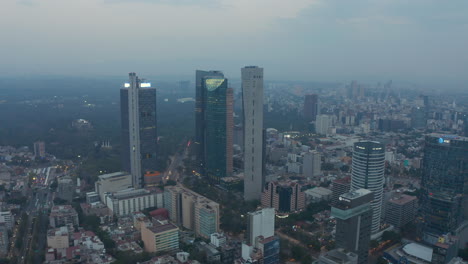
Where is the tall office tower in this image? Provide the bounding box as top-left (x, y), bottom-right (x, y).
top-left (194, 70), bottom-right (224, 174)
top-left (411, 106), bottom-right (426, 129)
top-left (242, 66), bottom-right (264, 200)
top-left (316, 114), bottom-right (333, 135)
top-left (351, 141), bottom-right (385, 234)
top-left (246, 208), bottom-right (275, 245)
top-left (261, 181), bottom-right (306, 213)
top-left (421, 134), bottom-right (468, 245)
top-left (33, 141), bottom-right (46, 158)
top-left (303, 151), bottom-right (321, 179)
top-left (121, 73), bottom-right (158, 188)
top-left (331, 189), bottom-right (373, 264)
top-left (303, 94), bottom-right (318, 122)
top-left (226, 88), bottom-right (234, 178)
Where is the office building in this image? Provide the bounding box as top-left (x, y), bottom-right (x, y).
top-left (242, 66), bottom-right (265, 200)
top-left (121, 72), bottom-right (158, 188)
top-left (385, 194), bottom-right (418, 228)
top-left (316, 114), bottom-right (333, 135)
top-left (195, 70), bottom-right (233, 183)
top-left (351, 141), bottom-right (385, 234)
top-left (34, 141), bottom-right (46, 158)
top-left (246, 208), bottom-right (275, 245)
top-left (421, 134), bottom-right (468, 245)
top-left (194, 70), bottom-right (224, 173)
top-left (303, 94), bottom-right (319, 122)
top-left (105, 188), bottom-right (163, 216)
top-left (261, 181), bottom-right (306, 213)
top-left (242, 208), bottom-right (279, 264)
top-left (411, 106), bottom-right (427, 129)
top-left (303, 151), bottom-right (321, 179)
top-left (0, 211), bottom-right (14, 230)
top-left (316, 248), bottom-right (358, 264)
top-left (94, 172), bottom-right (132, 203)
top-left (331, 189), bottom-right (373, 264)
top-left (164, 185), bottom-right (220, 238)
top-left (331, 177), bottom-right (351, 206)
top-left (141, 220), bottom-right (179, 253)
top-left (49, 205), bottom-right (79, 228)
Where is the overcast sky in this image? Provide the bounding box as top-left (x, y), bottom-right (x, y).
top-left (1, 0), bottom-right (468, 85)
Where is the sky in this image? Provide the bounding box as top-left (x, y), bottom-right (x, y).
top-left (1, 0), bottom-right (468, 85)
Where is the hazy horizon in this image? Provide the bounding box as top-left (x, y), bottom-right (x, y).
top-left (2, 0), bottom-right (468, 87)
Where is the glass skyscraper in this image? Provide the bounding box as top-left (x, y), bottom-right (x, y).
top-left (421, 134), bottom-right (468, 244)
top-left (121, 73), bottom-right (158, 188)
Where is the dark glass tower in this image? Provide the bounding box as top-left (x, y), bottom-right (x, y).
top-left (303, 94), bottom-right (318, 122)
top-left (195, 70), bottom-right (224, 174)
top-left (421, 134), bottom-right (468, 244)
top-left (121, 73), bottom-right (158, 188)
top-left (196, 72), bottom-right (232, 183)
top-left (331, 189), bottom-right (373, 264)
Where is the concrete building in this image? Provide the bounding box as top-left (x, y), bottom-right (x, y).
top-left (261, 181), bottom-right (306, 213)
top-left (164, 185), bottom-right (220, 238)
top-left (210, 233), bottom-right (227, 247)
top-left (242, 66), bottom-right (265, 201)
top-left (121, 73), bottom-right (158, 188)
top-left (385, 194), bottom-right (418, 228)
top-left (331, 177), bottom-right (351, 206)
top-left (34, 141), bottom-right (46, 158)
top-left (351, 141), bottom-right (385, 234)
top-left (242, 208), bottom-right (279, 264)
top-left (305, 187), bottom-right (333, 203)
top-left (0, 211), bottom-right (14, 230)
top-left (303, 151), bottom-right (321, 179)
top-left (316, 248), bottom-right (358, 264)
top-left (105, 188), bottom-right (163, 216)
top-left (316, 115), bottom-right (333, 135)
top-left (95, 172), bottom-right (132, 203)
top-left (331, 189), bottom-right (373, 264)
top-left (57, 177), bottom-right (75, 202)
top-left (49, 205), bottom-right (79, 228)
top-left (47, 226), bottom-right (70, 249)
top-left (141, 220), bottom-right (179, 253)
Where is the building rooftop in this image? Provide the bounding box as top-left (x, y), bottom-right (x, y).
top-left (341, 188), bottom-right (372, 200)
top-left (388, 194), bottom-right (417, 205)
top-left (98, 171), bottom-right (130, 180)
top-left (402, 243), bottom-right (433, 263)
top-left (147, 222), bottom-right (178, 234)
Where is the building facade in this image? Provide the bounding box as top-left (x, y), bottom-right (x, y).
top-left (351, 141), bottom-right (385, 234)
top-left (331, 176), bottom-right (351, 206)
top-left (421, 134), bottom-right (468, 245)
top-left (164, 185), bottom-right (220, 238)
top-left (385, 194), bottom-right (418, 228)
top-left (121, 72), bottom-right (158, 188)
top-left (242, 66), bottom-right (265, 201)
top-left (302, 151), bottom-right (321, 179)
top-left (49, 205), bottom-right (79, 228)
top-left (141, 220), bottom-right (179, 253)
top-left (33, 141), bottom-right (46, 158)
top-left (261, 181), bottom-right (306, 213)
top-left (105, 188), bottom-right (163, 216)
top-left (95, 172), bottom-right (132, 203)
top-left (331, 189), bottom-right (373, 264)
top-left (303, 94), bottom-right (318, 122)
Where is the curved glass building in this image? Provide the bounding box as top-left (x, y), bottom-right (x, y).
top-left (351, 141), bottom-right (385, 234)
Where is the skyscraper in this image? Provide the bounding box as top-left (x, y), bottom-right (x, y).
top-left (195, 71), bottom-right (232, 183)
top-left (194, 70), bottom-right (224, 174)
top-left (33, 141), bottom-right (46, 158)
top-left (331, 189), bottom-right (373, 264)
top-left (242, 66), bottom-right (264, 200)
top-left (421, 134), bottom-right (468, 245)
top-left (121, 73), bottom-right (158, 188)
top-left (303, 94), bottom-right (318, 121)
top-left (351, 141), bottom-right (385, 234)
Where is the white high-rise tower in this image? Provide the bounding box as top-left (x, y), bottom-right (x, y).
top-left (351, 141), bottom-right (385, 234)
top-left (242, 66), bottom-right (264, 201)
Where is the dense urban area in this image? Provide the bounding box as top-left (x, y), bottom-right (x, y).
top-left (0, 73), bottom-right (467, 264)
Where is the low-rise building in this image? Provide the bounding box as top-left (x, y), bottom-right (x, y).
top-left (47, 226), bottom-right (70, 249)
top-left (49, 205), bottom-right (79, 228)
top-left (316, 248), bottom-right (358, 264)
top-left (305, 187), bottom-right (333, 203)
top-left (105, 188), bottom-right (163, 216)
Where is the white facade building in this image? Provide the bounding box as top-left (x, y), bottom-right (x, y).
top-left (105, 188), bottom-right (163, 216)
top-left (303, 151), bottom-right (321, 178)
top-left (242, 66), bottom-right (265, 201)
top-left (95, 172), bottom-right (132, 203)
top-left (246, 208), bottom-right (275, 245)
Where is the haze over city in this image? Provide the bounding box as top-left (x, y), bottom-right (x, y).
top-left (2, 0), bottom-right (468, 87)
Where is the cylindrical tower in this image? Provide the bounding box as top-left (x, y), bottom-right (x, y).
top-left (351, 141), bottom-right (385, 234)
